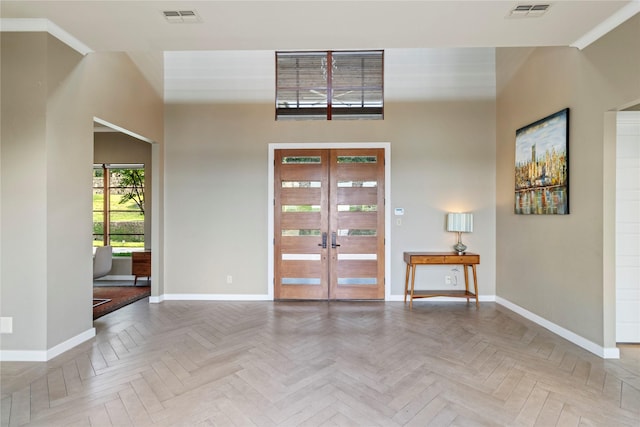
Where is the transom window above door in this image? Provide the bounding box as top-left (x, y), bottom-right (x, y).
top-left (276, 50), bottom-right (384, 121)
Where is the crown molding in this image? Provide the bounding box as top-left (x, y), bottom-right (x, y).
top-left (0, 18), bottom-right (93, 55)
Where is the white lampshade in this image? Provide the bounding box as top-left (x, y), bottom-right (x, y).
top-left (447, 212), bottom-right (473, 233)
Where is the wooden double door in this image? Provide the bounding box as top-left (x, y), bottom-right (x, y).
top-left (274, 148), bottom-right (385, 300)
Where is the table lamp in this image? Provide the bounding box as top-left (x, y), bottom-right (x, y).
top-left (447, 212), bottom-right (473, 254)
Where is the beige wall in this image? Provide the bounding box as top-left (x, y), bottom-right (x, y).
top-left (0, 32), bottom-right (163, 356)
top-left (1, 33), bottom-right (50, 351)
top-left (496, 14), bottom-right (640, 349)
top-left (164, 100), bottom-right (497, 296)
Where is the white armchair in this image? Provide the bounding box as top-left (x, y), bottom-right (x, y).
top-left (93, 246), bottom-right (113, 279)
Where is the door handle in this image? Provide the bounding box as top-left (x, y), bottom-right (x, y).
top-left (331, 232), bottom-right (341, 249)
top-left (318, 232), bottom-right (327, 249)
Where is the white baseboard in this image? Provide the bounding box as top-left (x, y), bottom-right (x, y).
top-left (160, 293), bottom-right (272, 301)
top-left (0, 327), bottom-right (96, 362)
top-left (496, 297), bottom-right (620, 359)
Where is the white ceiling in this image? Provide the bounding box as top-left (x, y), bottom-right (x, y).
top-left (3, 1), bottom-right (638, 51)
top-left (2, 1), bottom-right (639, 102)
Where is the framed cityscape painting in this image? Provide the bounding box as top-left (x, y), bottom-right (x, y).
top-left (515, 108), bottom-right (569, 215)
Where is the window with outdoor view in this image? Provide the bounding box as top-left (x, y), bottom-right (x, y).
top-left (276, 50), bottom-right (384, 120)
top-left (93, 164), bottom-right (145, 253)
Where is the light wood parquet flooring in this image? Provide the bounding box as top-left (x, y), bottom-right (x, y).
top-left (1, 300), bottom-right (639, 426)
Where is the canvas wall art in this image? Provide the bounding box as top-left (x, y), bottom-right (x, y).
top-left (515, 108), bottom-right (569, 215)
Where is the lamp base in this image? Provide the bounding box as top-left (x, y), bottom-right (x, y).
top-left (453, 233), bottom-right (467, 254)
top-left (453, 244), bottom-right (467, 255)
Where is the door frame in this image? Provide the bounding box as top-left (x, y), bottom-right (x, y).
top-left (268, 142), bottom-right (391, 301)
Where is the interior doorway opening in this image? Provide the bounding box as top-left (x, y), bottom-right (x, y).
top-left (92, 118), bottom-right (155, 318)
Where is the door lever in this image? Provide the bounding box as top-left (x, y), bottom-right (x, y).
top-left (331, 232), bottom-right (341, 249)
top-left (318, 232), bottom-right (327, 249)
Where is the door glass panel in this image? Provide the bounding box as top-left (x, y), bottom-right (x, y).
top-left (282, 181), bottom-right (321, 188)
top-left (337, 156), bottom-right (377, 163)
top-left (282, 278), bottom-right (322, 285)
top-left (282, 156), bottom-right (322, 164)
top-left (337, 229), bottom-right (377, 236)
top-left (337, 205), bottom-right (377, 212)
top-left (337, 254), bottom-right (377, 260)
top-left (282, 229), bottom-right (321, 236)
top-left (337, 181), bottom-right (377, 187)
top-left (282, 254), bottom-right (321, 261)
top-left (282, 205), bottom-right (321, 212)
top-left (337, 278), bottom-right (377, 285)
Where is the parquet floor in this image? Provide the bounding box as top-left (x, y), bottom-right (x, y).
top-left (1, 300), bottom-right (639, 426)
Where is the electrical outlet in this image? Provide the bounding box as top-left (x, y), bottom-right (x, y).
top-left (445, 275), bottom-right (452, 285)
top-left (226, 275), bottom-right (233, 284)
top-left (0, 317), bottom-right (13, 334)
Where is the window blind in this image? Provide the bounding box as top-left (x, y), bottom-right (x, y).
top-left (276, 50), bottom-right (383, 120)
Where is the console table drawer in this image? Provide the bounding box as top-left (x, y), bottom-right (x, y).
top-left (442, 254), bottom-right (479, 264)
top-left (405, 254), bottom-right (445, 264)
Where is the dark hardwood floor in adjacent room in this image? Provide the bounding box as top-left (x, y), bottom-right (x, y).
top-left (1, 300), bottom-right (639, 426)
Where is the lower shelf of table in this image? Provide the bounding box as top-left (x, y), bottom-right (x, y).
top-left (406, 290), bottom-right (477, 299)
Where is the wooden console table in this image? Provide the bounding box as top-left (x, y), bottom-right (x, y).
top-left (404, 252), bottom-right (480, 308)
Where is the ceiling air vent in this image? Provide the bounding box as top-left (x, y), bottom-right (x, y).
top-left (162, 10), bottom-right (200, 23)
top-left (508, 4), bottom-right (550, 18)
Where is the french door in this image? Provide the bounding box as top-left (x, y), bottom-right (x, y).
top-left (274, 148), bottom-right (385, 300)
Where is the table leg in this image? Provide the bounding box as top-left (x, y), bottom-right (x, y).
top-left (410, 264), bottom-right (417, 309)
top-left (404, 263), bottom-right (410, 303)
top-left (463, 265), bottom-right (470, 303)
top-left (472, 264), bottom-right (479, 308)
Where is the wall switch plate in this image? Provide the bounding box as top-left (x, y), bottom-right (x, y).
top-left (226, 275), bottom-right (233, 284)
top-left (445, 276), bottom-right (452, 285)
